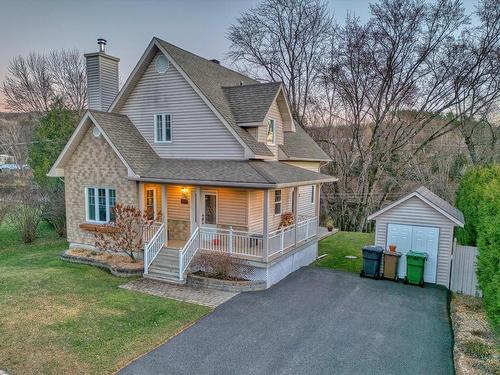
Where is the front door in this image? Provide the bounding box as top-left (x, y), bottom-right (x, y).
top-left (202, 192), bottom-right (217, 227)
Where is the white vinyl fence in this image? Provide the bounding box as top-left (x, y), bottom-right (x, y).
top-left (450, 240), bottom-right (482, 297)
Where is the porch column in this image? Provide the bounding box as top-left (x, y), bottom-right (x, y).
top-left (161, 184), bottom-right (167, 246)
top-left (315, 184), bottom-right (321, 218)
top-left (293, 186), bottom-right (299, 246)
top-left (138, 182), bottom-right (144, 214)
top-left (263, 189), bottom-right (270, 262)
top-left (195, 186), bottom-right (202, 228)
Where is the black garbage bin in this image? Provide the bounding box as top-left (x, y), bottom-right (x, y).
top-left (360, 245), bottom-right (384, 279)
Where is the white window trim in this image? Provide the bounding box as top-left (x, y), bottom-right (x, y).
top-left (145, 188), bottom-right (157, 220)
top-left (154, 113), bottom-right (173, 143)
top-left (311, 185), bottom-right (316, 204)
top-left (274, 189), bottom-right (282, 216)
top-left (267, 118), bottom-right (276, 145)
top-left (85, 186), bottom-right (116, 224)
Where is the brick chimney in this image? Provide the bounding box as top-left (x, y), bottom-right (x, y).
top-left (84, 39), bottom-right (119, 111)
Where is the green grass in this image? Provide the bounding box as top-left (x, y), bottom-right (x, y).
top-left (314, 231), bottom-right (375, 273)
top-left (0, 221), bottom-right (210, 375)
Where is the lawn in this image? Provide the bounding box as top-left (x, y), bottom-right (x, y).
top-left (314, 231), bottom-right (375, 273)
top-left (0, 221), bottom-right (211, 375)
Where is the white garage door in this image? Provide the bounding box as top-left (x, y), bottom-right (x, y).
top-left (386, 224), bottom-right (439, 283)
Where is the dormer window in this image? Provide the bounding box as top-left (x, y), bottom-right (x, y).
top-left (267, 119), bottom-right (275, 145)
top-left (154, 114), bottom-right (172, 143)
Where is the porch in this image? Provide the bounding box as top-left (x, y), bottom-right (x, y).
top-left (140, 182), bottom-right (321, 282)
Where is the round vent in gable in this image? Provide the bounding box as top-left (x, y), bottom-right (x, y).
top-left (155, 55), bottom-right (169, 74)
top-left (92, 126), bottom-right (101, 138)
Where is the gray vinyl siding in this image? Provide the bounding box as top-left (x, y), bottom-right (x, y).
top-left (120, 52), bottom-right (245, 159)
top-left (373, 196), bottom-right (455, 287)
top-left (284, 161), bottom-right (320, 219)
top-left (100, 58), bottom-right (119, 111)
top-left (85, 55), bottom-right (119, 111)
top-left (256, 100), bottom-right (284, 159)
top-left (86, 56), bottom-right (100, 110)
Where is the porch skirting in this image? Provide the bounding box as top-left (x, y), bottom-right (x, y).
top-left (189, 239), bottom-right (318, 289)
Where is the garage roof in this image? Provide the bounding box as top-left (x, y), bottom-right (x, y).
top-left (367, 186), bottom-right (465, 227)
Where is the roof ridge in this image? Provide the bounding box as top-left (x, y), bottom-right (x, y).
top-left (222, 82), bottom-right (282, 89)
top-left (154, 37), bottom-right (257, 83)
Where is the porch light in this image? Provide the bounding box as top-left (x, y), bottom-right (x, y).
top-left (180, 187), bottom-right (189, 204)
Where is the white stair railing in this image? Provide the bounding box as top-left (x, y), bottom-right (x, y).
top-left (179, 227), bottom-right (200, 281)
top-left (143, 223), bottom-right (165, 274)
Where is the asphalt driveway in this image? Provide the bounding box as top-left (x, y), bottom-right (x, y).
top-left (119, 267), bottom-right (453, 375)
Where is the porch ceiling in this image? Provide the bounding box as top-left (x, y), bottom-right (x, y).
top-left (136, 159), bottom-right (337, 188)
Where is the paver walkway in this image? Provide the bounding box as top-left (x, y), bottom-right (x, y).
top-left (120, 278), bottom-right (238, 307)
top-left (119, 267), bottom-right (453, 375)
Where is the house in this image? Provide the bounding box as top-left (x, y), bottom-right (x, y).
top-left (48, 38), bottom-right (336, 287)
top-left (367, 186), bottom-right (465, 287)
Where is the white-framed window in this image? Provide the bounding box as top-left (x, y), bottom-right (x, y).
top-left (274, 189), bottom-right (282, 215)
top-left (145, 188), bottom-right (156, 220)
top-left (267, 118), bottom-right (276, 145)
top-left (85, 187), bottom-right (116, 223)
top-left (311, 185), bottom-right (316, 204)
top-left (154, 113), bottom-right (172, 143)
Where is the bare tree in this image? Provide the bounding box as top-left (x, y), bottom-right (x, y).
top-left (2, 49), bottom-right (87, 113)
top-left (0, 117), bottom-right (32, 174)
top-left (228, 0), bottom-right (333, 125)
top-left (3, 53), bottom-right (53, 113)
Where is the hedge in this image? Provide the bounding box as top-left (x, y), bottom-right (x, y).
top-left (456, 164), bottom-right (500, 331)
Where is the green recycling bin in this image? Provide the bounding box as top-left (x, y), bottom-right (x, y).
top-left (405, 251), bottom-right (428, 287)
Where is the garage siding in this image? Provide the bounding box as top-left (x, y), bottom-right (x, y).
top-left (374, 196), bottom-right (455, 287)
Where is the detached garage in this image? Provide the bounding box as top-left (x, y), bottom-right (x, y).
top-left (367, 186), bottom-right (465, 287)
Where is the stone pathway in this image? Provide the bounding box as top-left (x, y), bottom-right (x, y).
top-left (119, 278), bottom-right (238, 308)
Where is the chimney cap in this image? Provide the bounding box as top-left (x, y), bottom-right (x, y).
top-left (209, 59), bottom-right (220, 65)
top-left (97, 38), bottom-right (107, 53)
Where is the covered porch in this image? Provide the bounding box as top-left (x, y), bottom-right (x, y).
top-left (140, 182), bottom-right (320, 263)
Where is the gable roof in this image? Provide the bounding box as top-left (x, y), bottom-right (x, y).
top-left (48, 110), bottom-right (158, 178)
top-left (279, 124), bottom-right (331, 162)
top-left (139, 159), bottom-right (336, 188)
top-left (367, 186), bottom-right (465, 226)
top-left (223, 82), bottom-right (282, 124)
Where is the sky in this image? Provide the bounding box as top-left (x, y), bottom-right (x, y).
top-left (0, 0), bottom-right (480, 111)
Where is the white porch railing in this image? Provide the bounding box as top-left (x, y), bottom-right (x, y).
top-left (143, 222), bottom-right (165, 274)
top-left (199, 227), bottom-right (263, 259)
top-left (143, 221), bottom-right (163, 245)
top-left (269, 217), bottom-right (318, 257)
top-left (179, 227), bottom-right (200, 281)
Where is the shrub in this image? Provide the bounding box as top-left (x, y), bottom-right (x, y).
top-left (190, 252), bottom-right (249, 280)
top-left (95, 204), bottom-right (152, 262)
top-left (42, 185), bottom-right (66, 237)
top-left (9, 187), bottom-right (44, 243)
top-left (0, 202), bottom-right (11, 227)
top-left (455, 165), bottom-right (500, 246)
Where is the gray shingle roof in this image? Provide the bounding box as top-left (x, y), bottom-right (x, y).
top-left (141, 159), bottom-right (336, 187)
top-left (415, 186), bottom-right (465, 224)
top-left (222, 82), bottom-right (282, 124)
top-left (280, 124), bottom-right (331, 161)
top-left (89, 110), bottom-right (158, 175)
top-left (155, 38), bottom-right (274, 157)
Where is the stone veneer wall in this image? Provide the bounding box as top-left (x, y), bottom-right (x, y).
top-left (64, 127), bottom-right (138, 246)
top-left (168, 219), bottom-right (190, 240)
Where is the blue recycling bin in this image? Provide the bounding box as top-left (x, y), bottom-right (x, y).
top-left (360, 245), bottom-right (384, 279)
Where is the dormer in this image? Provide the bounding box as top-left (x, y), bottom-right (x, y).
top-left (223, 82), bottom-right (294, 158)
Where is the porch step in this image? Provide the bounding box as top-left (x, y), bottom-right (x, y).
top-left (145, 247), bottom-right (183, 284)
top-left (143, 273), bottom-right (185, 285)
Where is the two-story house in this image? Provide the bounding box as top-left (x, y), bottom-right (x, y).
top-left (49, 38), bottom-right (336, 287)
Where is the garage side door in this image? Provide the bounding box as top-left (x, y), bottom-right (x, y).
top-left (386, 224), bottom-right (439, 283)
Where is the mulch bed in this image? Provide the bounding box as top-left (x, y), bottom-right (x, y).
top-left (451, 294), bottom-right (499, 375)
top-left (60, 248), bottom-right (143, 277)
top-left (192, 270), bottom-right (248, 282)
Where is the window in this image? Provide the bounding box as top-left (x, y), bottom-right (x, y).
top-left (86, 187), bottom-right (116, 223)
top-left (274, 189), bottom-right (282, 215)
top-left (146, 188), bottom-right (156, 220)
top-left (154, 114), bottom-right (172, 143)
top-left (311, 185), bottom-right (316, 204)
top-left (267, 119), bottom-right (275, 145)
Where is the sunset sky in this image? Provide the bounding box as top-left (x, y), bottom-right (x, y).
top-left (0, 0), bottom-right (479, 111)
